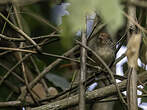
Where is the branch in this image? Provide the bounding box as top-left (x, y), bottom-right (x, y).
top-left (126, 1), bottom-right (138, 109)
top-left (0, 34), bottom-right (59, 42)
top-left (0, 76), bottom-right (20, 94)
top-left (123, 12), bottom-right (147, 34)
top-left (0, 53), bottom-right (32, 86)
top-left (0, 13), bottom-right (41, 51)
top-left (0, 62), bottom-right (25, 83)
top-left (0, 101), bottom-right (21, 107)
top-left (31, 71), bottom-right (147, 110)
top-left (18, 45), bottom-right (80, 100)
top-left (18, 22), bottom-right (106, 101)
top-left (126, 34), bottom-right (142, 110)
top-left (79, 31), bottom-right (87, 110)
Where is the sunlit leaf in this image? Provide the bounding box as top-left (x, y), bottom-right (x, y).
top-left (61, 0), bottom-right (94, 48)
top-left (60, 16), bottom-right (74, 49)
top-left (95, 0), bottom-right (124, 36)
top-left (61, 0), bottom-right (124, 48)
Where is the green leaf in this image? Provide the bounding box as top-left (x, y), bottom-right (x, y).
top-left (67, 0), bottom-right (94, 32)
top-left (95, 0), bottom-right (124, 36)
top-left (60, 16), bottom-right (74, 49)
top-left (61, 0), bottom-right (124, 48)
top-left (61, 0), bottom-right (94, 48)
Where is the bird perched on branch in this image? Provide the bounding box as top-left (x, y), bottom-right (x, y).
top-left (88, 32), bottom-right (115, 67)
top-left (88, 32), bottom-right (116, 110)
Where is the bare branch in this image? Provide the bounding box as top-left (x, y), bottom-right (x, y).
top-left (0, 13), bottom-right (41, 51)
top-left (79, 31), bottom-right (87, 110)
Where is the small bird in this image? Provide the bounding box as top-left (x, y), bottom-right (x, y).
top-left (88, 32), bottom-right (115, 67)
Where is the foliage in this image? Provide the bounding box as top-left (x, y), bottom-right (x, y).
top-left (61, 0), bottom-right (124, 48)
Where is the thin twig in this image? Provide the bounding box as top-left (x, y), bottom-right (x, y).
top-left (123, 11), bottom-right (147, 34)
top-left (0, 53), bottom-right (32, 86)
top-left (0, 76), bottom-right (20, 94)
top-left (0, 34), bottom-right (60, 42)
top-left (1, 6), bottom-right (12, 34)
top-left (0, 32), bottom-right (59, 56)
top-left (6, 91), bottom-right (14, 101)
top-left (0, 47), bottom-right (36, 53)
top-left (0, 12), bottom-right (41, 51)
top-left (0, 46), bottom-right (100, 71)
top-left (30, 56), bottom-right (49, 95)
top-left (13, 3), bottom-right (40, 103)
top-left (0, 62), bottom-right (24, 83)
top-left (18, 45), bottom-right (80, 100)
top-left (0, 51), bottom-right (11, 56)
top-left (19, 10), bottom-right (60, 32)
